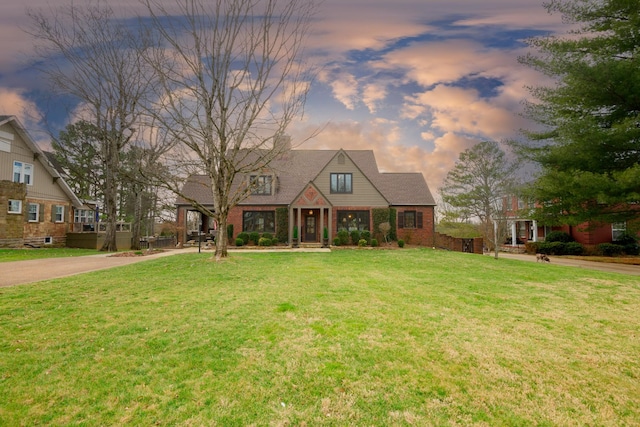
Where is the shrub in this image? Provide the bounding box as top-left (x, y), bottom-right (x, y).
top-left (323, 227), bottom-right (329, 240)
top-left (262, 232), bottom-right (273, 241)
top-left (237, 232), bottom-right (250, 245)
top-left (358, 239), bottom-right (367, 247)
top-left (361, 230), bottom-right (371, 245)
top-left (614, 232), bottom-right (639, 255)
top-left (235, 238), bottom-right (244, 247)
top-left (333, 237), bottom-right (341, 246)
top-left (271, 236), bottom-right (279, 245)
top-left (227, 224), bottom-right (234, 241)
top-left (563, 242), bottom-right (584, 255)
top-left (525, 242), bottom-right (540, 254)
top-left (337, 230), bottom-right (349, 246)
top-left (371, 238), bottom-right (379, 247)
top-left (258, 237), bottom-right (271, 246)
top-left (249, 232), bottom-right (260, 245)
top-left (598, 243), bottom-right (625, 257)
top-left (545, 231), bottom-right (574, 243)
top-left (537, 241), bottom-right (565, 255)
top-left (276, 207), bottom-right (289, 243)
top-left (350, 230), bottom-right (361, 245)
top-left (398, 239), bottom-right (405, 248)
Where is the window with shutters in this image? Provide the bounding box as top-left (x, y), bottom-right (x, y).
top-left (28, 203), bottom-right (39, 222)
top-left (398, 210), bottom-right (423, 229)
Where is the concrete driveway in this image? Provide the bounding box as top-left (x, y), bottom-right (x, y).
top-left (0, 248), bottom-right (199, 287)
top-left (494, 252), bottom-right (640, 276)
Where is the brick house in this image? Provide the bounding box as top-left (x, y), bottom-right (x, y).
top-left (0, 116), bottom-right (82, 247)
top-left (175, 149), bottom-right (436, 246)
top-left (501, 195), bottom-right (639, 247)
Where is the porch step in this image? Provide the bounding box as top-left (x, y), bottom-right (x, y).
top-left (299, 243), bottom-right (324, 248)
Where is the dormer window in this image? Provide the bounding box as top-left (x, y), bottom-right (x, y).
top-left (250, 175), bottom-right (273, 195)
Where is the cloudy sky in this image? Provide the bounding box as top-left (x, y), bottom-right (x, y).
top-left (0, 0), bottom-right (565, 192)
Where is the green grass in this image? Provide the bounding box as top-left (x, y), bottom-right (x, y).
top-left (0, 248), bottom-right (100, 262)
top-left (1, 249), bottom-right (639, 425)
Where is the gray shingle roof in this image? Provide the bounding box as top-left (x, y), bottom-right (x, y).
top-left (176, 149), bottom-right (435, 207)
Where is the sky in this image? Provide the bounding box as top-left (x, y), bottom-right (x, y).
top-left (0, 0), bottom-right (566, 194)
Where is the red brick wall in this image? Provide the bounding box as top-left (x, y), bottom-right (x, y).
top-left (396, 206), bottom-right (435, 246)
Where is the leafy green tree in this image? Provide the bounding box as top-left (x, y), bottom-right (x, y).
top-left (439, 141), bottom-right (519, 258)
top-left (517, 0), bottom-right (640, 227)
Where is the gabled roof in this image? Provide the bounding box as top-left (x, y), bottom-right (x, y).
top-left (0, 115), bottom-right (83, 208)
top-left (176, 149), bottom-right (436, 207)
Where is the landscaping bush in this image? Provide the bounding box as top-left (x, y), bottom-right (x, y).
top-left (276, 207), bottom-right (289, 243)
top-left (258, 237), bottom-right (271, 246)
top-left (337, 230), bottom-right (350, 246)
top-left (235, 238), bottom-right (244, 247)
top-left (350, 230), bottom-right (361, 245)
top-left (398, 239), bottom-right (405, 248)
top-left (563, 242), bottom-right (584, 255)
top-left (237, 232), bottom-right (250, 245)
top-left (614, 233), bottom-right (639, 255)
top-left (537, 241), bottom-right (566, 255)
top-left (249, 232), bottom-right (260, 245)
top-left (545, 231), bottom-right (574, 243)
top-left (361, 230), bottom-right (371, 245)
top-left (261, 232), bottom-right (273, 241)
top-left (358, 239), bottom-right (367, 247)
top-left (370, 238), bottom-right (379, 247)
top-left (227, 224), bottom-right (234, 241)
top-left (333, 237), bottom-right (341, 246)
top-left (597, 243), bottom-right (625, 257)
top-left (525, 242), bottom-right (540, 254)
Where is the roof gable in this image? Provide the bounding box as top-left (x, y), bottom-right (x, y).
top-left (177, 148), bottom-right (435, 207)
top-left (0, 116), bottom-right (83, 208)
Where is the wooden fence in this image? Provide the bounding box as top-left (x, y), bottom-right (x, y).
top-left (434, 232), bottom-right (483, 254)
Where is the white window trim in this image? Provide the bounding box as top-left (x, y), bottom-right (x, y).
top-left (28, 203), bottom-right (39, 222)
top-left (54, 205), bottom-right (65, 223)
top-left (13, 160), bottom-right (34, 185)
top-left (612, 222), bottom-right (627, 241)
top-left (8, 199), bottom-right (22, 214)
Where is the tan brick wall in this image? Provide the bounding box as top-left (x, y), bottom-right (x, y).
top-left (0, 181), bottom-right (27, 247)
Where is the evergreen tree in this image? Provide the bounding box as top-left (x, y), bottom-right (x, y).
top-left (518, 0), bottom-right (640, 226)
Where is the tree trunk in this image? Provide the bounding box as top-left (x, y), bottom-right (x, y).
top-left (130, 187), bottom-right (142, 250)
top-left (215, 215), bottom-right (228, 261)
top-left (100, 142), bottom-right (119, 252)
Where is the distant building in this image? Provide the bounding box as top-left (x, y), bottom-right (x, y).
top-left (502, 195), bottom-right (639, 246)
top-left (0, 115), bottom-right (82, 247)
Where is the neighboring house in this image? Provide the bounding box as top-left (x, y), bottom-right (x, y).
top-left (175, 149), bottom-right (436, 246)
top-left (501, 195), bottom-right (639, 246)
top-left (0, 115), bottom-right (82, 247)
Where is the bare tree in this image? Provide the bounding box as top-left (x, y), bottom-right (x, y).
top-left (26, 2), bottom-right (156, 251)
top-left (439, 141), bottom-right (519, 259)
top-left (140, 0), bottom-right (317, 260)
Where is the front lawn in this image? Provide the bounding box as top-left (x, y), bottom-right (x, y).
top-left (1, 249), bottom-right (638, 425)
top-left (0, 248), bottom-right (99, 262)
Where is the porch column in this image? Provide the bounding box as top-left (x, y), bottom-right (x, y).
top-left (320, 207), bottom-right (325, 241)
top-left (532, 220), bottom-right (538, 242)
top-left (511, 222), bottom-right (517, 246)
top-left (289, 206), bottom-right (294, 245)
top-left (328, 208), bottom-right (333, 242)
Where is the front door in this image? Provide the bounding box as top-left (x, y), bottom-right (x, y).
top-left (305, 214), bottom-right (317, 242)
